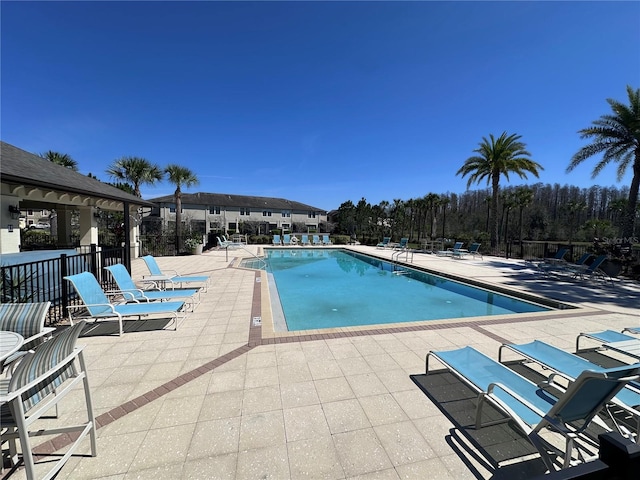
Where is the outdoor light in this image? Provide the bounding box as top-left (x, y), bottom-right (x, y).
top-left (8, 204), bottom-right (20, 219)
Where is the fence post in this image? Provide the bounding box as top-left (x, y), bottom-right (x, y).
top-left (60, 254), bottom-right (69, 323)
top-left (90, 243), bottom-right (98, 279)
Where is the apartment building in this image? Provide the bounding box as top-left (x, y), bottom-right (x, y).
top-left (145, 192), bottom-right (327, 235)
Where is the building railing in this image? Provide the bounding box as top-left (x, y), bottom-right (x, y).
top-left (0, 245), bottom-right (125, 326)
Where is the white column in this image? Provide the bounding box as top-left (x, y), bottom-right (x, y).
top-left (78, 206), bottom-right (99, 247)
top-left (0, 194), bottom-right (21, 253)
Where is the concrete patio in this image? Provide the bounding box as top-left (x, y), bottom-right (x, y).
top-left (2, 245), bottom-right (639, 479)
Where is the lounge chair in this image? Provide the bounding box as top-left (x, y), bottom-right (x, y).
top-left (452, 242), bottom-right (483, 260)
top-left (322, 235), bottom-right (332, 245)
top-left (218, 236), bottom-right (242, 249)
top-left (312, 235), bottom-right (322, 246)
top-left (576, 329), bottom-right (638, 352)
top-left (468, 242), bottom-right (482, 259)
top-left (436, 241), bottom-right (463, 257)
top-left (104, 264), bottom-right (200, 311)
top-left (426, 345), bottom-right (640, 470)
top-left (141, 255), bottom-right (210, 292)
top-left (282, 234), bottom-right (291, 246)
top-left (272, 234), bottom-right (281, 246)
top-left (0, 321), bottom-right (96, 480)
top-left (376, 237), bottom-right (391, 249)
top-left (539, 253), bottom-right (592, 276)
top-left (568, 254), bottom-right (613, 285)
top-left (300, 234), bottom-right (310, 246)
top-left (540, 247), bottom-right (571, 266)
top-left (0, 302), bottom-right (55, 373)
top-left (499, 340), bottom-right (640, 441)
top-left (393, 237), bottom-right (409, 250)
top-left (64, 272), bottom-right (187, 335)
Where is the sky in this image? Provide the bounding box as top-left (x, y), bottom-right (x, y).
top-left (2, 1), bottom-right (639, 212)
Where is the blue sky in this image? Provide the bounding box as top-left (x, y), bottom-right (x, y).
top-left (2, 1), bottom-right (639, 211)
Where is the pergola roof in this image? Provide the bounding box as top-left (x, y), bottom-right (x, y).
top-left (1, 141), bottom-right (154, 210)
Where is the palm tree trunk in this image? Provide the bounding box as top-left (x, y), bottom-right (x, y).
top-left (175, 189), bottom-right (183, 252)
top-left (622, 156), bottom-right (640, 238)
top-left (491, 174), bottom-right (500, 249)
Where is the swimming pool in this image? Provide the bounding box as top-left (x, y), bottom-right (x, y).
top-left (244, 249), bottom-right (554, 331)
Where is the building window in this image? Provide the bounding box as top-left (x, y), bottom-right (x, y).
top-left (209, 206), bottom-right (220, 214)
top-left (240, 208), bottom-right (250, 215)
top-left (281, 210), bottom-right (291, 217)
top-left (169, 205), bottom-right (176, 213)
top-left (308, 211), bottom-right (316, 218)
top-left (262, 211), bottom-right (272, 217)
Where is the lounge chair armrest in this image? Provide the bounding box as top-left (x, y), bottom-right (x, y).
top-left (67, 303), bottom-right (117, 313)
top-left (22, 327), bottom-right (55, 346)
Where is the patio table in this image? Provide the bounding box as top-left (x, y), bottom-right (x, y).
top-left (603, 339), bottom-right (640, 361)
top-left (0, 331), bottom-right (24, 363)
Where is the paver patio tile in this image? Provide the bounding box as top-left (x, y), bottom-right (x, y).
top-left (236, 444), bottom-right (290, 480)
top-left (283, 404), bottom-right (330, 442)
top-left (238, 410), bottom-right (286, 451)
top-left (287, 436), bottom-right (345, 479)
top-left (333, 428), bottom-right (393, 477)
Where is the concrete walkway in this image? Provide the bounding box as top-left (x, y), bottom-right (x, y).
top-left (3, 245), bottom-right (639, 479)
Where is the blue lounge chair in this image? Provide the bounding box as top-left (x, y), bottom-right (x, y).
top-left (141, 255), bottom-right (210, 292)
top-left (272, 234), bottom-right (281, 245)
top-left (569, 254), bottom-right (613, 285)
top-left (393, 237), bottom-right (409, 250)
top-left (64, 272), bottom-right (187, 335)
top-left (499, 340), bottom-right (640, 441)
top-left (312, 235), bottom-right (322, 246)
top-left (300, 234), bottom-right (310, 246)
top-left (426, 345), bottom-right (640, 470)
top-left (540, 253), bottom-right (592, 276)
top-left (282, 234), bottom-right (291, 246)
top-left (452, 242), bottom-right (483, 260)
top-left (322, 235), bottom-right (332, 245)
top-left (376, 237), bottom-right (391, 249)
top-left (436, 241), bottom-right (463, 257)
top-left (576, 329), bottom-right (638, 352)
top-left (105, 264), bottom-right (200, 311)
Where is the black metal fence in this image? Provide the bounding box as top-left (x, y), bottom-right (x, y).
top-left (0, 245), bottom-right (125, 326)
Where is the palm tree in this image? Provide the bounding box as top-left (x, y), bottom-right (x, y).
top-left (457, 132), bottom-right (543, 248)
top-left (567, 86), bottom-right (640, 239)
top-left (165, 164), bottom-right (199, 252)
top-left (106, 156), bottom-right (164, 197)
top-left (439, 195), bottom-right (450, 239)
top-left (40, 150), bottom-right (78, 171)
top-left (514, 187), bottom-right (534, 244)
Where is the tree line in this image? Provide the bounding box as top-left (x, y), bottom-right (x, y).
top-left (331, 182), bottom-right (635, 247)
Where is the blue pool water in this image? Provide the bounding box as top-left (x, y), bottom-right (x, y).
top-left (253, 249), bottom-right (550, 331)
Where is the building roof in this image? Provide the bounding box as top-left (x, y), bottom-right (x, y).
top-left (0, 141), bottom-right (154, 208)
top-left (149, 192), bottom-right (326, 212)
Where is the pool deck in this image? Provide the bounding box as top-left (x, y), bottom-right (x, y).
top-left (4, 245), bottom-right (640, 479)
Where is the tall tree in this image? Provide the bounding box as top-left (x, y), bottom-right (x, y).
top-left (514, 186), bottom-right (534, 244)
top-left (439, 195), bottom-right (451, 239)
top-left (165, 164), bottom-right (199, 251)
top-left (106, 156), bottom-right (164, 197)
top-left (457, 132), bottom-right (543, 248)
top-left (567, 85), bottom-right (640, 239)
top-left (40, 150), bottom-right (78, 171)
